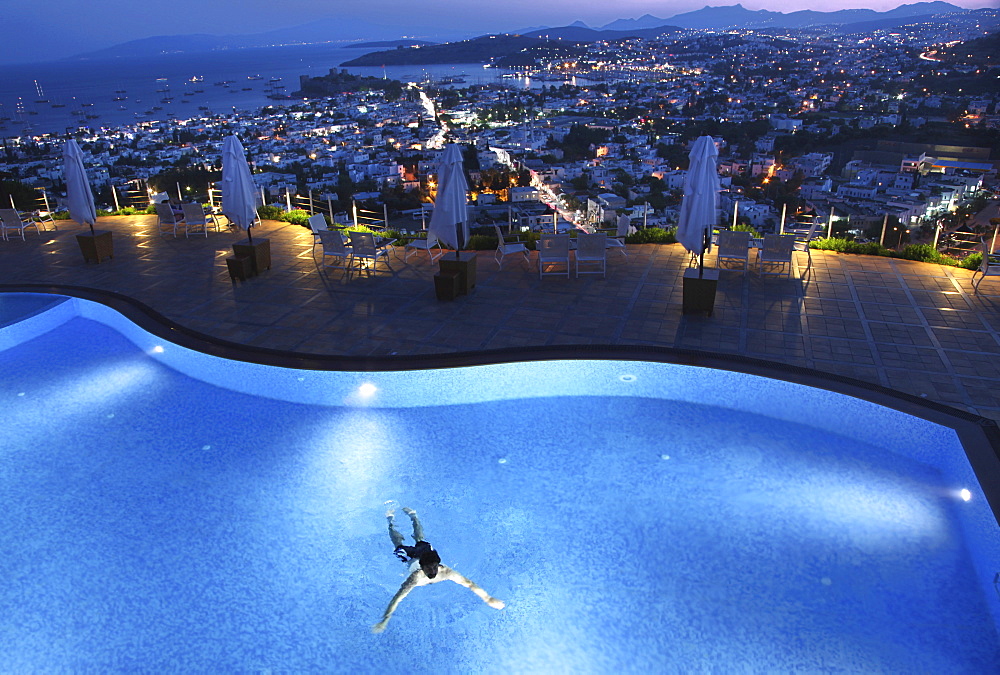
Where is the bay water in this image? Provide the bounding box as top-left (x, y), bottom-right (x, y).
top-left (0, 43), bottom-right (504, 138)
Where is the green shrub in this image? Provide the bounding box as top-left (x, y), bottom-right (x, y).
top-left (101, 206), bottom-right (152, 216)
top-left (282, 209), bottom-right (311, 226)
top-left (731, 223), bottom-right (761, 238)
top-left (810, 237), bottom-right (972, 268)
top-left (257, 205), bottom-right (284, 220)
top-left (898, 244), bottom-right (959, 266)
top-left (960, 252), bottom-right (983, 270)
top-left (626, 227), bottom-right (676, 245)
top-left (52, 211), bottom-right (71, 220)
top-left (811, 237), bottom-right (891, 256)
top-left (344, 224), bottom-right (377, 234)
top-left (466, 234), bottom-right (495, 250)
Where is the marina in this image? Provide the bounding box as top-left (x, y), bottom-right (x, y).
top-left (0, 42), bottom-right (593, 139)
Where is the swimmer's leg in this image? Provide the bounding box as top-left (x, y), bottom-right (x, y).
top-left (402, 507), bottom-right (425, 543)
top-left (387, 512), bottom-right (406, 549)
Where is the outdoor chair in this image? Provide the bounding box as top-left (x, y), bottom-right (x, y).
top-left (493, 224), bottom-right (529, 269)
top-left (0, 209), bottom-right (41, 241)
top-left (715, 230), bottom-right (751, 273)
top-left (349, 230), bottom-right (392, 277)
top-left (318, 230), bottom-right (353, 272)
top-left (790, 219), bottom-right (821, 264)
top-left (757, 234), bottom-right (796, 278)
top-left (600, 216), bottom-right (630, 258)
top-left (538, 233), bottom-right (571, 279)
top-left (307, 213), bottom-right (328, 255)
top-left (972, 237), bottom-right (1000, 293)
top-left (575, 232), bottom-right (607, 279)
top-left (403, 231), bottom-right (444, 263)
top-left (181, 203), bottom-right (214, 237)
top-left (32, 211), bottom-right (58, 232)
top-left (155, 203), bottom-right (186, 237)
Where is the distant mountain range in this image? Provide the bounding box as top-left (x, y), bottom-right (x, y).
top-left (67, 2), bottom-right (971, 62)
top-left (66, 18), bottom-right (464, 61)
top-left (595, 1), bottom-right (964, 31)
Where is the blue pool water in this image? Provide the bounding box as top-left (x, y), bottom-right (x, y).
top-left (0, 293), bottom-right (65, 327)
top-left (1, 294), bottom-right (998, 671)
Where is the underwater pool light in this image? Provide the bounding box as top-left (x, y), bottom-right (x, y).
top-left (358, 382), bottom-right (377, 398)
top-left (152, 345), bottom-right (164, 353)
top-left (960, 489), bottom-right (972, 502)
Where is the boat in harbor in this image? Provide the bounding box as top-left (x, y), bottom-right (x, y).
top-left (34, 80), bottom-right (49, 104)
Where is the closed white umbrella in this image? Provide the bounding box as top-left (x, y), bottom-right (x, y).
top-left (221, 135), bottom-right (259, 242)
top-left (427, 144), bottom-right (469, 258)
top-left (63, 139), bottom-right (97, 235)
top-left (676, 135), bottom-right (720, 275)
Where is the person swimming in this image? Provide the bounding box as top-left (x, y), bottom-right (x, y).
top-left (372, 507), bottom-right (505, 633)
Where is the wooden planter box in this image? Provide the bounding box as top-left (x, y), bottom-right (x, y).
top-left (232, 238), bottom-right (271, 275)
top-left (434, 271), bottom-right (461, 301)
top-left (682, 268), bottom-right (719, 316)
top-left (76, 230), bottom-right (114, 264)
top-left (438, 251), bottom-right (477, 295)
top-left (226, 255), bottom-right (253, 282)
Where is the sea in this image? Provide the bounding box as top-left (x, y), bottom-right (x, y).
top-left (0, 42), bottom-right (538, 139)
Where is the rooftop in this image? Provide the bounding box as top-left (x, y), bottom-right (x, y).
top-left (2, 215), bottom-right (1000, 423)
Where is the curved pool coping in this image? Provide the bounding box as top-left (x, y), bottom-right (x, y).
top-left (3, 282), bottom-right (999, 525)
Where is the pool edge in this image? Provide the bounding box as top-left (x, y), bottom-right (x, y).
top-left (4, 282), bottom-right (999, 527)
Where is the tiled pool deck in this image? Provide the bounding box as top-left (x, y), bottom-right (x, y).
top-left (3, 215), bottom-right (1000, 421)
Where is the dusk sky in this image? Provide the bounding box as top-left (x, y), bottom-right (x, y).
top-left (0, 0), bottom-right (994, 64)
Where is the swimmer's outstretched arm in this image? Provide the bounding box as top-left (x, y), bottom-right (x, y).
top-left (372, 572), bottom-right (419, 633)
top-left (441, 565), bottom-right (506, 609)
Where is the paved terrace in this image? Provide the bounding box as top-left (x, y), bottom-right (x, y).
top-left (2, 215), bottom-right (1000, 422)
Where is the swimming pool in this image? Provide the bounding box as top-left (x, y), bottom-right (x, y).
top-left (2, 291), bottom-right (999, 671)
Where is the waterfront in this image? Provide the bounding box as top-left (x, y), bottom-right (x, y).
top-left (0, 44), bottom-right (506, 139)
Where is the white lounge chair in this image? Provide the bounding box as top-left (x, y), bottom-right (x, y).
top-left (715, 230), bottom-right (751, 273)
top-left (790, 219), bottom-right (821, 263)
top-left (601, 215), bottom-right (630, 258)
top-left (538, 233), bottom-right (571, 279)
top-left (349, 230), bottom-right (392, 276)
top-left (0, 209), bottom-right (41, 241)
top-left (757, 234), bottom-right (796, 278)
top-left (493, 224), bottom-right (529, 269)
top-left (32, 211), bottom-right (58, 232)
top-left (318, 229), bottom-right (353, 272)
top-left (575, 232), bottom-right (607, 278)
top-left (404, 232), bottom-right (444, 263)
top-left (307, 213), bottom-right (327, 254)
top-left (973, 237), bottom-right (1000, 293)
top-left (155, 203), bottom-right (186, 237)
top-left (181, 203), bottom-right (214, 238)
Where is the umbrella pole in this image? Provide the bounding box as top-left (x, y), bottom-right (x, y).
top-left (699, 229), bottom-right (710, 277)
top-left (89, 221), bottom-right (95, 236)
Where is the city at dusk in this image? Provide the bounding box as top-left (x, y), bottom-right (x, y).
top-left (1, 1), bottom-right (999, 670)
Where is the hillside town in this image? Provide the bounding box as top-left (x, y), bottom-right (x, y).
top-left (2, 13), bottom-right (999, 250)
